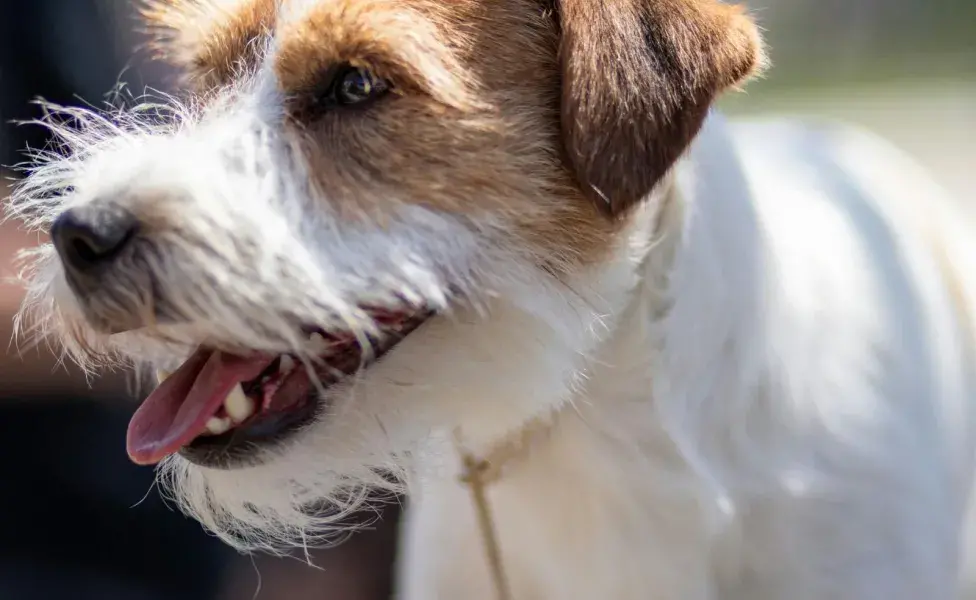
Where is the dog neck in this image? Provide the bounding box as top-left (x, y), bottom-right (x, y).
top-left (451, 412), bottom-right (560, 600)
top-left (445, 111), bottom-right (745, 488)
top-left (450, 174), bottom-right (686, 600)
top-left (453, 413), bottom-right (558, 486)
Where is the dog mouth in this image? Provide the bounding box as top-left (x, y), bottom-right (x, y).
top-left (125, 308), bottom-right (432, 469)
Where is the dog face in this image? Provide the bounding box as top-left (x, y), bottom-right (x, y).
top-left (8, 0), bottom-right (762, 547)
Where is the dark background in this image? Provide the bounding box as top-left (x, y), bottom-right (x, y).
top-left (0, 1), bottom-right (973, 599)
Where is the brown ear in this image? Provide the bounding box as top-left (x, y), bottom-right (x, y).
top-left (557, 0), bottom-right (765, 216)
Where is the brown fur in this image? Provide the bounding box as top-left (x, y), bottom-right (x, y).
top-left (141, 0), bottom-right (277, 89)
top-left (143, 0), bottom-right (764, 269)
top-left (557, 0), bottom-right (766, 216)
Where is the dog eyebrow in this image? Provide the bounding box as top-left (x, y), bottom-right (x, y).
top-left (273, 0), bottom-right (478, 110)
top-left (143, 0), bottom-right (277, 88)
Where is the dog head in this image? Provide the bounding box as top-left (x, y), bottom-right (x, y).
top-left (7, 0), bottom-right (763, 548)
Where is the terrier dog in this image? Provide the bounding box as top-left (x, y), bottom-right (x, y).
top-left (7, 0), bottom-right (976, 598)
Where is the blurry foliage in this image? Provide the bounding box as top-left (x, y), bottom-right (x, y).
top-left (742, 0), bottom-right (976, 92)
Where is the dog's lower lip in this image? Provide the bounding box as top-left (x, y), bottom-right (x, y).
top-left (178, 394), bottom-right (320, 469)
top-left (171, 309), bottom-right (434, 470)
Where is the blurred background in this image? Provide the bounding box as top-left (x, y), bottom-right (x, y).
top-left (0, 0), bottom-right (973, 598)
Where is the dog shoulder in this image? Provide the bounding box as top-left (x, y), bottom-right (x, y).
top-left (647, 115), bottom-right (976, 594)
top-left (661, 112), bottom-right (976, 498)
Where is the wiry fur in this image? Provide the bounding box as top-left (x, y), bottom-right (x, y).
top-left (10, 95), bottom-right (473, 371)
top-left (6, 65), bottom-right (644, 553)
top-left (139, 0), bottom-right (277, 89)
top-left (7, 84), bottom-right (590, 549)
top-left (7, 1), bottom-right (976, 598)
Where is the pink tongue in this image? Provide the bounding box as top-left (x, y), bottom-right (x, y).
top-left (126, 347), bottom-right (274, 466)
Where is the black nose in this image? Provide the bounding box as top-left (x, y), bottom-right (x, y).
top-left (51, 204), bottom-right (138, 277)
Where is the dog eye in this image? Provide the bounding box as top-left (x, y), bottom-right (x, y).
top-left (333, 66), bottom-right (390, 106)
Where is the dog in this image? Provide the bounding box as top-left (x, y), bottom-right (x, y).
top-left (7, 0), bottom-right (976, 598)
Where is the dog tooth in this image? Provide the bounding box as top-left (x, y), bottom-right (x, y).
top-left (205, 416), bottom-right (232, 436)
top-left (155, 369), bottom-right (172, 384)
top-left (224, 383), bottom-right (255, 422)
top-left (309, 332), bottom-right (328, 352)
top-left (279, 355), bottom-right (296, 373)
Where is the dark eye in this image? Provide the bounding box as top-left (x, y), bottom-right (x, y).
top-left (333, 65), bottom-right (390, 106)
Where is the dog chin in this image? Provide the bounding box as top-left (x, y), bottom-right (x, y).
top-left (157, 427), bottom-right (397, 551)
top-left (150, 314), bottom-right (471, 551)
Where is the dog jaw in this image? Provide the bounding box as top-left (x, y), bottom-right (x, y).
top-left (7, 0), bottom-right (763, 551)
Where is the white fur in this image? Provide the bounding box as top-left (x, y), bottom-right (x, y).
top-left (396, 113), bottom-right (976, 600)
top-left (8, 77), bottom-right (976, 600)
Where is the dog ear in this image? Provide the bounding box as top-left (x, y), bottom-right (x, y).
top-left (556, 0), bottom-right (765, 217)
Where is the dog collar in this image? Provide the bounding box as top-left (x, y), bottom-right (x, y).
top-left (452, 416), bottom-right (555, 600)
